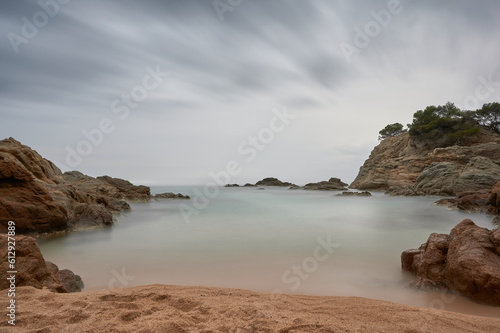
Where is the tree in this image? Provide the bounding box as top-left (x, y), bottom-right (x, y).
top-left (475, 102), bottom-right (500, 133)
top-left (407, 102), bottom-right (478, 146)
top-left (378, 123), bottom-right (405, 140)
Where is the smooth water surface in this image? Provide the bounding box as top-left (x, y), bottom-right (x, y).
top-left (38, 187), bottom-right (500, 318)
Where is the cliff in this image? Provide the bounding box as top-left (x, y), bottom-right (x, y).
top-left (0, 138), bottom-right (151, 235)
top-left (350, 127), bottom-right (500, 195)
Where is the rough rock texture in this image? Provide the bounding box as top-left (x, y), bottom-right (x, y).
top-left (0, 138), bottom-right (148, 234)
top-left (401, 219), bottom-right (500, 306)
top-left (436, 181), bottom-right (500, 215)
top-left (336, 191), bottom-right (372, 197)
top-left (0, 234), bottom-right (82, 293)
top-left (303, 177), bottom-right (348, 191)
top-left (243, 183), bottom-right (257, 187)
top-left (351, 129), bottom-right (500, 196)
top-left (153, 192), bottom-right (190, 199)
top-left (255, 177), bottom-right (296, 187)
top-left (46, 261), bottom-right (84, 292)
top-left (223, 184), bottom-right (240, 187)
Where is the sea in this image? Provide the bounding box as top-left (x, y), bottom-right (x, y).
top-left (37, 186), bottom-right (500, 318)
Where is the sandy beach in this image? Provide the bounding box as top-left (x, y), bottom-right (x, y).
top-left (2, 284), bottom-right (499, 333)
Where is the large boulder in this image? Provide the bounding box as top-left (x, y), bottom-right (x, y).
top-left (0, 234), bottom-right (82, 293)
top-left (0, 138), bottom-right (147, 235)
top-left (402, 219), bottom-right (500, 306)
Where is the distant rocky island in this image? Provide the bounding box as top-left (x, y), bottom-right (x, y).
top-left (224, 177), bottom-right (350, 191)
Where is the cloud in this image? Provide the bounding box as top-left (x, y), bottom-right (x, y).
top-left (1, 0), bottom-right (499, 185)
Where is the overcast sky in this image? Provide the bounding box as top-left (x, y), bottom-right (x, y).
top-left (1, 0), bottom-right (500, 186)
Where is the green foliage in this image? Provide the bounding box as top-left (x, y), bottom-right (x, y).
top-left (378, 123), bottom-right (406, 140)
top-left (474, 102), bottom-right (500, 133)
top-left (407, 102), bottom-right (479, 146)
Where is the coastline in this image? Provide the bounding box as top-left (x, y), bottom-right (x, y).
top-left (3, 284), bottom-right (500, 332)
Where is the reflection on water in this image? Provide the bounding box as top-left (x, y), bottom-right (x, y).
top-left (38, 187), bottom-right (500, 318)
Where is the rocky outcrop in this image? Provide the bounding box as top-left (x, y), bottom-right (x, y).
top-left (336, 191), bottom-right (372, 197)
top-left (401, 219), bottom-right (500, 306)
top-left (435, 181), bottom-right (500, 216)
top-left (244, 183), bottom-right (257, 187)
top-left (224, 184), bottom-right (240, 187)
top-left (255, 177), bottom-right (296, 187)
top-left (46, 261), bottom-right (84, 292)
top-left (153, 192), bottom-right (190, 199)
top-left (0, 234), bottom-right (82, 293)
top-left (0, 138), bottom-right (149, 234)
top-left (303, 178), bottom-right (348, 191)
top-left (351, 128), bottom-right (500, 196)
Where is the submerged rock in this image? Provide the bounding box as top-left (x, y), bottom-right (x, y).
top-left (336, 191), bottom-right (371, 197)
top-left (154, 192), bottom-right (190, 199)
top-left (401, 219), bottom-right (500, 306)
top-left (303, 178), bottom-right (348, 191)
top-left (0, 234), bottom-right (82, 293)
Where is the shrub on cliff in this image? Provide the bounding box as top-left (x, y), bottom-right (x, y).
top-left (475, 102), bottom-right (500, 133)
top-left (378, 123), bottom-right (406, 140)
top-left (407, 102), bottom-right (479, 146)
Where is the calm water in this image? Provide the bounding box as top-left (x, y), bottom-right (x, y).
top-left (38, 187), bottom-right (500, 318)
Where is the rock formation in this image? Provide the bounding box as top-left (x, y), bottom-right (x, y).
top-left (0, 138), bottom-right (150, 234)
top-left (351, 128), bottom-right (500, 196)
top-left (401, 219), bottom-right (500, 306)
top-left (303, 178), bottom-right (348, 191)
top-left (224, 184), bottom-right (240, 187)
top-left (336, 191), bottom-right (372, 197)
top-left (0, 234), bottom-right (82, 293)
top-left (255, 177), bottom-right (296, 187)
top-left (435, 181), bottom-right (500, 216)
top-left (153, 192), bottom-right (190, 199)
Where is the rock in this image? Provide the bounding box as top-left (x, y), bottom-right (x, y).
top-left (46, 261), bottom-right (84, 292)
top-left (224, 184), bottom-right (240, 187)
top-left (0, 138), bottom-right (147, 235)
top-left (336, 191), bottom-right (372, 196)
top-left (435, 181), bottom-right (500, 215)
top-left (351, 129), bottom-right (500, 196)
top-left (255, 177), bottom-right (296, 187)
top-left (303, 178), bottom-right (348, 191)
top-left (243, 183), bottom-right (257, 187)
top-left (289, 184), bottom-right (301, 190)
top-left (0, 234), bottom-right (76, 293)
top-left (257, 187), bottom-right (265, 190)
top-left (401, 219), bottom-right (500, 306)
top-left (154, 192), bottom-right (190, 199)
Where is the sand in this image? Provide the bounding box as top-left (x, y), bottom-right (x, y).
top-left (1, 284), bottom-right (499, 333)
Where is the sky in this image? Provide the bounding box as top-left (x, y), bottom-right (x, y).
top-left (1, 0), bottom-right (500, 186)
